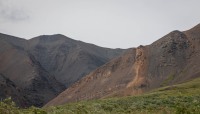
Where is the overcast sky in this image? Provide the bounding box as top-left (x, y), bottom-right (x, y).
top-left (0, 0), bottom-right (200, 48)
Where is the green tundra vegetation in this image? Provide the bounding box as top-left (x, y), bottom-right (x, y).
top-left (1, 77), bottom-right (200, 114)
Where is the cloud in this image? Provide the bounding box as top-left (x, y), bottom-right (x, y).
top-left (0, 0), bottom-right (30, 22)
top-left (0, 9), bottom-right (30, 22)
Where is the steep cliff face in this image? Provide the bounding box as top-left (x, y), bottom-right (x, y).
top-left (0, 33), bottom-right (124, 107)
top-left (46, 24), bottom-right (200, 106)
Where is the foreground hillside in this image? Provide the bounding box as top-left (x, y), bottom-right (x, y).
top-left (1, 77), bottom-right (200, 114)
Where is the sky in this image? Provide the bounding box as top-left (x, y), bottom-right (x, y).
top-left (0, 0), bottom-right (200, 49)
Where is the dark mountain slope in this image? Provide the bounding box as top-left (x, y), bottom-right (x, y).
top-left (0, 73), bottom-right (27, 107)
top-left (46, 24), bottom-right (200, 106)
top-left (28, 34), bottom-right (124, 87)
top-left (0, 33), bottom-right (125, 107)
top-left (0, 34), bottom-right (65, 107)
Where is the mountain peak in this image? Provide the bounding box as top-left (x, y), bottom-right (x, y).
top-left (30, 34), bottom-right (71, 41)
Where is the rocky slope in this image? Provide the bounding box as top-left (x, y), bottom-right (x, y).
top-left (46, 24), bottom-right (200, 106)
top-left (0, 33), bottom-right (124, 107)
top-left (0, 73), bottom-right (28, 107)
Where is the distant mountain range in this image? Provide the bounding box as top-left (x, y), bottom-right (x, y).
top-left (0, 34), bottom-right (125, 107)
top-left (45, 24), bottom-right (200, 107)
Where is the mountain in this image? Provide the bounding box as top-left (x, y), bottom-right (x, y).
top-left (45, 24), bottom-right (200, 106)
top-left (0, 33), bottom-right (125, 107)
top-left (0, 34), bottom-right (66, 107)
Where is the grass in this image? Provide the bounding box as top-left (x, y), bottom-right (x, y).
top-left (1, 77), bottom-right (200, 114)
top-left (160, 73), bottom-right (175, 86)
